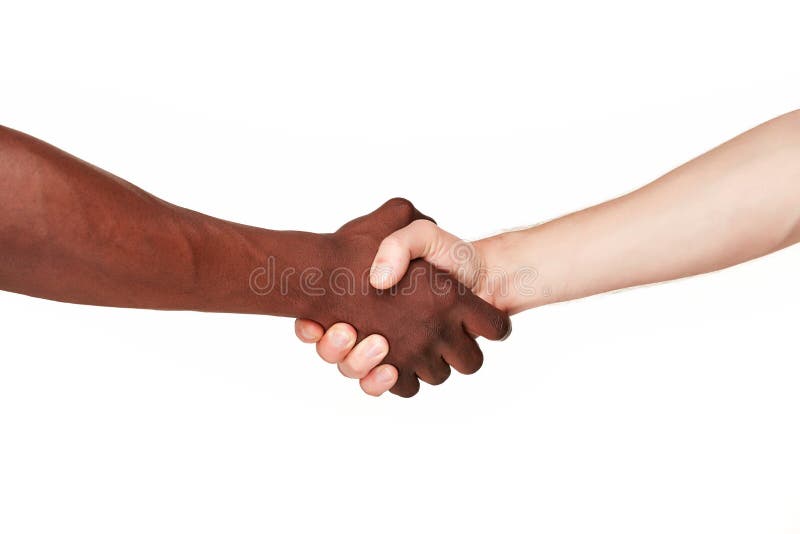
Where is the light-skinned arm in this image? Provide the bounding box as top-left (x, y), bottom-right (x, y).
top-left (300, 109), bottom-right (800, 395)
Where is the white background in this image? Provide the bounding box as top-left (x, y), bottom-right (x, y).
top-left (1, 1), bottom-right (800, 533)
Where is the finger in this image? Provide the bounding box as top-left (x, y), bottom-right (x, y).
top-left (337, 334), bottom-right (389, 379)
top-left (390, 370), bottom-right (421, 398)
top-left (460, 295), bottom-right (512, 341)
top-left (370, 220), bottom-right (465, 289)
top-left (415, 355), bottom-right (452, 386)
top-left (315, 323), bottom-right (357, 364)
top-left (440, 332), bottom-right (484, 375)
top-left (359, 364), bottom-right (398, 396)
top-left (294, 319), bottom-right (324, 343)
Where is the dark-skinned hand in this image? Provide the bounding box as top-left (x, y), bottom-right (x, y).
top-left (298, 198), bottom-right (511, 397)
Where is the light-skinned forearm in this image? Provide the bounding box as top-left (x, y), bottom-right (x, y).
top-left (478, 110), bottom-right (800, 314)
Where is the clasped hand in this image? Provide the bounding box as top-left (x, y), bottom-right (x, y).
top-left (293, 198), bottom-right (510, 398)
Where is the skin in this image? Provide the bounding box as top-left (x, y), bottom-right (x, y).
top-left (0, 125), bottom-right (510, 398)
top-left (300, 109), bottom-right (800, 395)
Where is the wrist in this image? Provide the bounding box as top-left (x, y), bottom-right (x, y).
top-left (472, 233), bottom-right (515, 312)
top-left (220, 223), bottom-right (337, 317)
top-left (248, 229), bottom-right (377, 320)
top-left (474, 228), bottom-right (560, 315)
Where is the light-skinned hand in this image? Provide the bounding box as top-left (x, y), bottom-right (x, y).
top-left (295, 220), bottom-right (494, 396)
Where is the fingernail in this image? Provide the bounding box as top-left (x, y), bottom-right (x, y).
top-left (367, 340), bottom-right (388, 360)
top-left (331, 328), bottom-right (353, 349)
top-left (377, 367), bottom-right (395, 384)
top-left (370, 263), bottom-right (392, 286)
top-left (298, 327), bottom-right (315, 342)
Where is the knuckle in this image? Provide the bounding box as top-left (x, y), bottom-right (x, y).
top-left (386, 197), bottom-right (416, 221)
top-left (442, 283), bottom-right (461, 306)
top-left (427, 282), bottom-right (460, 312)
top-left (421, 318), bottom-right (447, 341)
top-left (380, 233), bottom-right (404, 251)
top-left (386, 196), bottom-right (414, 211)
top-left (337, 362), bottom-right (357, 379)
top-left (347, 356), bottom-right (369, 376)
top-left (408, 218), bottom-right (435, 234)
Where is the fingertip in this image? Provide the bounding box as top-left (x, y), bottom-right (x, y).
top-left (316, 322), bottom-right (357, 364)
top-left (295, 319), bottom-right (323, 343)
top-left (369, 262), bottom-right (397, 289)
top-left (499, 316), bottom-right (512, 341)
top-left (362, 333), bottom-right (390, 362)
top-left (442, 333), bottom-right (484, 375)
top-left (360, 364), bottom-right (398, 396)
top-left (370, 234), bottom-right (412, 289)
top-left (463, 297), bottom-right (513, 341)
top-left (338, 334), bottom-right (389, 379)
top-left (494, 312), bottom-right (512, 341)
top-left (331, 322), bottom-right (358, 342)
top-left (390, 372), bottom-right (421, 398)
top-left (482, 311), bottom-right (512, 341)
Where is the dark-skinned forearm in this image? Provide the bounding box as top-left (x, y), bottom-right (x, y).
top-left (0, 125), bottom-right (328, 316)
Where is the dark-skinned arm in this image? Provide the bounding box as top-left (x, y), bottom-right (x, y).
top-left (0, 124), bottom-right (330, 316)
top-left (0, 125), bottom-right (510, 396)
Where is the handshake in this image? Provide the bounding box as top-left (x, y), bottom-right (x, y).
top-left (7, 112), bottom-right (788, 399)
top-left (250, 198), bottom-right (512, 398)
top-left (2, 125), bottom-right (520, 400)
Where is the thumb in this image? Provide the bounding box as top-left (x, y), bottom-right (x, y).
top-left (369, 219), bottom-right (474, 290)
